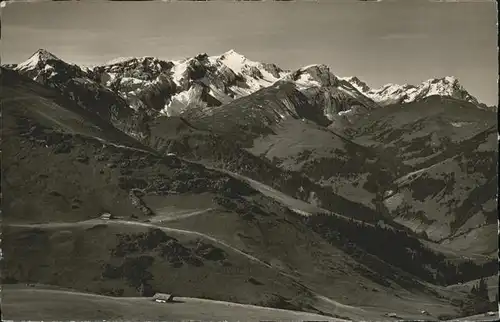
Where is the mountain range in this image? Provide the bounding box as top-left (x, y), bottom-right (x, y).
top-left (11, 49), bottom-right (494, 118)
top-left (1, 48), bottom-right (498, 321)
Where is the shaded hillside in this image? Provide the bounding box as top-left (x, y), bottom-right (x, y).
top-left (183, 81), bottom-right (329, 142)
top-left (12, 50), bottom-right (138, 136)
top-left (349, 96), bottom-right (496, 169)
top-left (249, 117), bottom-right (403, 210)
top-left (339, 96), bottom-right (498, 257)
top-left (379, 126), bottom-right (497, 248)
top-left (303, 213), bottom-right (497, 286)
top-left (2, 224), bottom-right (319, 313)
top-left (2, 67), bottom-right (263, 224)
top-left (143, 116), bottom-right (386, 223)
top-left (1, 67), bottom-right (148, 151)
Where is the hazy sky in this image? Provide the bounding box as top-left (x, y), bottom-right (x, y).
top-left (1, 0), bottom-right (498, 105)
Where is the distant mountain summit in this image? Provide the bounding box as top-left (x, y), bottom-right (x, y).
top-left (88, 49), bottom-right (288, 116)
top-left (342, 75), bottom-right (487, 109)
top-left (14, 49), bottom-right (62, 73)
top-left (282, 64), bottom-right (381, 123)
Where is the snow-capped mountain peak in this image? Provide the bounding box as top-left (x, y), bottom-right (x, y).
top-left (207, 50), bottom-right (288, 96)
top-left (88, 50), bottom-right (290, 117)
top-left (216, 49), bottom-right (251, 76)
top-left (224, 49), bottom-right (241, 56)
top-left (220, 49), bottom-right (245, 59)
top-left (15, 49), bottom-right (61, 72)
top-left (342, 75), bottom-right (481, 106)
top-left (214, 50), bottom-right (286, 81)
top-left (288, 64), bottom-right (339, 89)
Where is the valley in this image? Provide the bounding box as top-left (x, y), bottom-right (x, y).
top-left (1, 46), bottom-right (497, 321)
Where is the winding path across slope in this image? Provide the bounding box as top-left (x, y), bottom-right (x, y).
top-left (9, 219), bottom-right (273, 269)
top-left (7, 218), bottom-right (372, 318)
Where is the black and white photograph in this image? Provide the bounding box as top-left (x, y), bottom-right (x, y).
top-left (0, 0), bottom-right (498, 321)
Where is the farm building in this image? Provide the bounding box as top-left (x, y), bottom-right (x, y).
top-left (100, 212), bottom-right (113, 220)
top-left (153, 293), bottom-right (175, 302)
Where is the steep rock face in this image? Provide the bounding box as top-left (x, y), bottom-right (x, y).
top-left (137, 69), bottom-right (496, 253)
top-left (91, 57), bottom-right (177, 114)
top-left (287, 64), bottom-right (338, 88)
top-left (283, 65), bottom-right (381, 125)
top-left (345, 76), bottom-right (371, 93)
top-left (91, 50), bottom-right (288, 118)
top-left (90, 52), bottom-right (382, 126)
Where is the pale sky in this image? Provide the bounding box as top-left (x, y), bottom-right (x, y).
top-left (1, 0), bottom-right (498, 105)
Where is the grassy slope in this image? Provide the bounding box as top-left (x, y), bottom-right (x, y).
top-left (381, 127), bottom-right (497, 246)
top-left (249, 117), bottom-right (400, 210)
top-left (2, 223), bottom-right (318, 312)
top-left (350, 96), bottom-right (496, 169)
top-left (446, 275), bottom-right (499, 302)
top-left (1, 286), bottom-right (344, 322)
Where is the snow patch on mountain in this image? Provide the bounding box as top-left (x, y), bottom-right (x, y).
top-left (285, 64), bottom-right (338, 88)
top-left (162, 86), bottom-right (200, 116)
top-left (450, 121), bottom-right (473, 128)
top-left (104, 56), bottom-right (141, 66)
top-left (294, 72), bottom-right (322, 89)
top-left (171, 59), bottom-right (190, 86)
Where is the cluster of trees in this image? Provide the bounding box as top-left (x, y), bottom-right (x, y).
top-left (304, 213), bottom-right (497, 286)
top-left (471, 278), bottom-right (489, 299)
top-left (460, 278), bottom-right (498, 316)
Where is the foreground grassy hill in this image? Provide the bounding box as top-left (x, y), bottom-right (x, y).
top-left (1, 285), bottom-right (344, 321)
